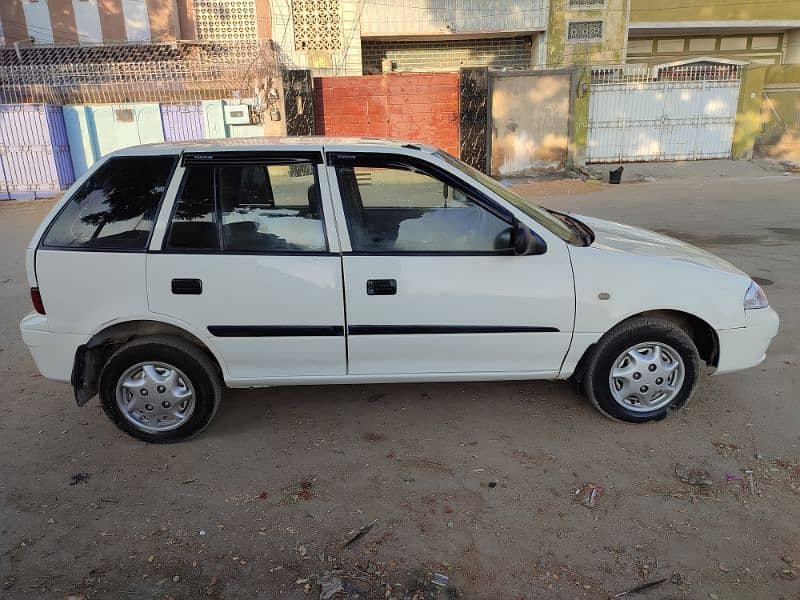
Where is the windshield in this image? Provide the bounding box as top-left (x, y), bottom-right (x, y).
top-left (435, 150), bottom-right (583, 245)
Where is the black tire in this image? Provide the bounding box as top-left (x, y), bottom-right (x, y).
top-left (583, 317), bottom-right (701, 423)
top-left (99, 336), bottom-right (222, 443)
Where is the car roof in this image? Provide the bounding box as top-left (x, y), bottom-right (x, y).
top-left (110, 136), bottom-right (440, 157)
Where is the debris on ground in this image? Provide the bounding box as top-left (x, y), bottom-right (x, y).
top-left (574, 483), bottom-right (605, 508)
top-left (294, 479), bottom-right (315, 501)
top-left (612, 577), bottom-right (667, 597)
top-left (398, 567), bottom-right (461, 599)
top-left (779, 160), bottom-right (800, 173)
top-left (316, 571), bottom-right (345, 600)
top-left (779, 556), bottom-right (800, 580)
top-left (745, 470), bottom-right (756, 494)
top-left (725, 473), bottom-right (742, 483)
top-left (342, 518), bottom-right (377, 549)
top-left (674, 463), bottom-right (713, 486)
top-left (69, 472), bottom-right (91, 486)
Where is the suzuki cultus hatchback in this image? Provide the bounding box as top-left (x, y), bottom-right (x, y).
top-left (21, 138), bottom-right (779, 442)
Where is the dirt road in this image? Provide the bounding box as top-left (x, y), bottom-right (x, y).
top-left (1, 166), bottom-right (798, 599)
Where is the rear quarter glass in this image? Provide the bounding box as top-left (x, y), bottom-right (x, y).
top-left (41, 155), bottom-right (177, 251)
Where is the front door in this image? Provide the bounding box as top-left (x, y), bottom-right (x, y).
top-left (147, 150), bottom-right (346, 381)
top-left (328, 152), bottom-right (574, 376)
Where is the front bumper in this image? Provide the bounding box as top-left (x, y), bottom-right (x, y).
top-left (20, 313), bottom-right (89, 383)
top-left (714, 306), bottom-right (780, 375)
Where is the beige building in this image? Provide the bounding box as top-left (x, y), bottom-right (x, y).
top-left (542, 0), bottom-right (800, 67)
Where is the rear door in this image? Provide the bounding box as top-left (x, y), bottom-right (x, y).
top-left (35, 154), bottom-right (177, 336)
top-left (327, 151), bottom-right (575, 376)
top-left (147, 149), bottom-right (346, 382)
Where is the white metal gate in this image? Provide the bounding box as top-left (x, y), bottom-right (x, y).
top-left (586, 65), bottom-right (741, 163)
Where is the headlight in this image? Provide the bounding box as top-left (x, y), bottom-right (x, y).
top-left (744, 281), bottom-right (769, 310)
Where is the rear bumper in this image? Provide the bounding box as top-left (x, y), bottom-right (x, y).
top-left (20, 313), bottom-right (89, 383)
top-left (715, 307), bottom-right (780, 375)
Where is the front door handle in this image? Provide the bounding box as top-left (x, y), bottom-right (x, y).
top-left (366, 279), bottom-right (397, 296)
top-left (172, 278), bottom-right (202, 295)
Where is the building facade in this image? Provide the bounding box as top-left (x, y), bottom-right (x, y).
top-left (0, 0), bottom-right (272, 45)
top-left (545, 0), bottom-right (628, 68)
top-left (270, 0), bottom-right (548, 76)
top-left (3, 0), bottom-right (799, 71)
top-left (626, 0), bottom-right (800, 66)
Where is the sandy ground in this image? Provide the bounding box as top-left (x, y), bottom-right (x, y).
top-left (1, 164), bottom-right (799, 600)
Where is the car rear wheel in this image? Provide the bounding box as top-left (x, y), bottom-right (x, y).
top-left (584, 317), bottom-right (700, 423)
top-left (99, 336), bottom-right (222, 442)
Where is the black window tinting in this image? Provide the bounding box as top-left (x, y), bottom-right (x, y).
top-left (42, 155), bottom-right (175, 250)
top-left (165, 163), bottom-right (326, 253)
top-left (336, 165), bottom-right (512, 253)
top-left (166, 167), bottom-right (218, 250)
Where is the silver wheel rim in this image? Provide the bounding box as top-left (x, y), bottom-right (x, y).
top-left (115, 362), bottom-right (196, 433)
top-left (608, 342), bottom-right (685, 412)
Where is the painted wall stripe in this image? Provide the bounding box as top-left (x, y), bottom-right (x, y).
top-left (175, 0), bottom-right (197, 39)
top-left (254, 0), bottom-right (271, 41)
top-left (147, 0), bottom-right (176, 41)
top-left (48, 0), bottom-right (79, 44)
top-left (0, 0), bottom-right (28, 46)
top-left (97, 0), bottom-right (127, 41)
top-left (72, 0), bottom-right (103, 43)
top-left (122, 0), bottom-right (151, 41)
top-left (21, 0), bottom-right (54, 43)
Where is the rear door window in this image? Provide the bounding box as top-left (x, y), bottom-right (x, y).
top-left (42, 155), bottom-right (176, 250)
top-left (165, 167), bottom-right (218, 251)
top-left (165, 160), bottom-right (326, 253)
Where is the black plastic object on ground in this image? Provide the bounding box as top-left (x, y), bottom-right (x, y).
top-left (609, 166), bottom-right (624, 184)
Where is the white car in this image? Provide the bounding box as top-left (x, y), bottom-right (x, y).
top-left (20, 138), bottom-right (779, 442)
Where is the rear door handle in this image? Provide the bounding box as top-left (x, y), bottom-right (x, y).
top-left (172, 278), bottom-right (202, 295)
top-left (366, 279), bottom-right (397, 296)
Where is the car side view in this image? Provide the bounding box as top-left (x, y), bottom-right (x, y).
top-left (20, 138), bottom-right (780, 442)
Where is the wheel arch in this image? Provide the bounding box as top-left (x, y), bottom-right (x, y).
top-left (571, 309), bottom-right (719, 387)
top-left (73, 319), bottom-right (225, 407)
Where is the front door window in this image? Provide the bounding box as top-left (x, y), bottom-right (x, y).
top-left (335, 163), bottom-right (512, 253)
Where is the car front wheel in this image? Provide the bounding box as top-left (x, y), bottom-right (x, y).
top-left (99, 336), bottom-right (222, 443)
top-left (584, 317), bottom-right (701, 423)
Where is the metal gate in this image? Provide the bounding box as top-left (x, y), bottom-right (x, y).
top-left (489, 69), bottom-right (574, 175)
top-left (0, 104), bottom-right (74, 200)
top-left (586, 65), bottom-right (742, 163)
top-left (161, 103), bottom-right (205, 141)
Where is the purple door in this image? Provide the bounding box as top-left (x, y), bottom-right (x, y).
top-left (161, 103), bottom-right (205, 142)
top-left (0, 104), bottom-right (75, 200)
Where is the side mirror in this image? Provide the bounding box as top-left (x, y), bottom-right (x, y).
top-left (513, 218), bottom-right (547, 256)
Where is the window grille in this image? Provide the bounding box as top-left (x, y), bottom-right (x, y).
top-left (194, 0), bottom-right (258, 42)
top-left (568, 0), bottom-right (604, 7)
top-left (291, 0), bottom-right (343, 52)
top-left (567, 21), bottom-right (603, 42)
